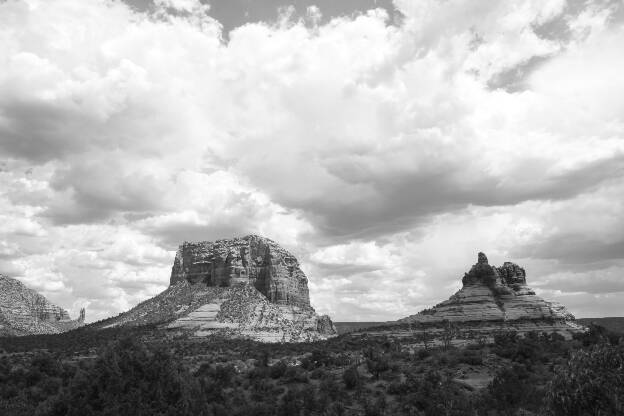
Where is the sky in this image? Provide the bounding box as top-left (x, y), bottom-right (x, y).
top-left (0, 0), bottom-right (623, 323)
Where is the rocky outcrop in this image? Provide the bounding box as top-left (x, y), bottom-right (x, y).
top-left (399, 253), bottom-right (583, 336)
top-left (0, 275), bottom-right (85, 337)
top-left (98, 235), bottom-right (337, 343)
top-left (170, 235), bottom-right (310, 308)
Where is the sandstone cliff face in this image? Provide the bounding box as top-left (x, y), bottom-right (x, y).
top-left (170, 235), bottom-right (310, 308)
top-left (99, 235), bottom-right (337, 343)
top-left (0, 275), bottom-right (85, 336)
top-left (400, 253), bottom-right (583, 336)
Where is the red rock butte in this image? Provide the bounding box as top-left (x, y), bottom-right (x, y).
top-left (95, 235), bottom-right (337, 343)
top-left (400, 252), bottom-right (584, 336)
top-left (170, 235), bottom-right (311, 309)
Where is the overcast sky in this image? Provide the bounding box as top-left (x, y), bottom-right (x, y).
top-left (1, 0), bottom-right (623, 322)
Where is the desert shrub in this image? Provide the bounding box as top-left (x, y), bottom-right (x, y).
top-left (248, 365), bottom-right (270, 379)
top-left (458, 348), bottom-right (483, 365)
top-left (318, 376), bottom-right (342, 403)
top-left (466, 342), bottom-right (484, 350)
top-left (493, 330), bottom-right (518, 346)
top-left (366, 354), bottom-right (390, 380)
top-left (398, 370), bottom-right (472, 416)
top-left (387, 381), bottom-right (410, 395)
top-left (415, 348), bottom-right (431, 360)
top-left (342, 365), bottom-right (360, 389)
top-left (309, 367), bottom-right (326, 379)
top-left (269, 361), bottom-right (287, 379)
top-left (41, 337), bottom-right (205, 416)
top-left (480, 363), bottom-right (542, 415)
top-left (545, 344), bottom-right (624, 416)
top-left (284, 365), bottom-right (308, 383)
top-left (309, 349), bottom-right (331, 368)
top-left (364, 395), bottom-right (387, 416)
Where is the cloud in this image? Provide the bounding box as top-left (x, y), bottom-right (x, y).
top-left (154, 0), bottom-right (205, 13)
top-left (0, 0), bottom-right (622, 321)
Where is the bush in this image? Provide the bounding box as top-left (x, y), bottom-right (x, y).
top-left (43, 337), bottom-right (205, 416)
top-left (366, 354), bottom-right (390, 380)
top-left (416, 348), bottom-right (431, 360)
top-left (545, 344), bottom-right (624, 416)
top-left (458, 349), bottom-right (483, 366)
top-left (482, 363), bottom-right (541, 413)
top-left (269, 361), bottom-right (287, 379)
top-left (342, 365), bottom-right (360, 389)
top-left (309, 368), bottom-right (326, 379)
top-left (284, 366), bottom-right (308, 383)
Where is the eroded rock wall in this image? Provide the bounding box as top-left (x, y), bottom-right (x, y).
top-left (170, 235), bottom-right (311, 309)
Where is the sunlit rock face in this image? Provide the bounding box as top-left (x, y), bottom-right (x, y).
top-left (0, 275), bottom-right (85, 336)
top-left (97, 235), bottom-right (337, 343)
top-left (170, 235), bottom-right (310, 309)
top-left (400, 253), bottom-right (582, 335)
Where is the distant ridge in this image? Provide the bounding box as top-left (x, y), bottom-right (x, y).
top-left (577, 317), bottom-right (624, 335)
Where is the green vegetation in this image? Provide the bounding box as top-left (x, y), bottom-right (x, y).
top-left (0, 324), bottom-right (622, 415)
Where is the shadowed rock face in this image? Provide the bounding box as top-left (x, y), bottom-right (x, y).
top-left (0, 275), bottom-right (85, 336)
top-left (400, 253), bottom-right (583, 335)
top-left (462, 253), bottom-right (527, 288)
top-left (170, 235), bottom-right (310, 308)
top-left (462, 252), bottom-right (500, 287)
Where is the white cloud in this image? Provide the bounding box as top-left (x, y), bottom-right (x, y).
top-left (154, 0), bottom-right (206, 13)
top-left (0, 0), bottom-right (622, 321)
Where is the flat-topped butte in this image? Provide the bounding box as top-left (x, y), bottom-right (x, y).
top-left (96, 235), bottom-right (337, 343)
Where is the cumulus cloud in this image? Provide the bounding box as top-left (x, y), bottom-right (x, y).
top-left (0, 0), bottom-right (622, 321)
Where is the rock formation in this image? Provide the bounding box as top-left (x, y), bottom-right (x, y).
top-left (399, 253), bottom-right (584, 336)
top-left (170, 235), bottom-right (310, 308)
top-left (0, 274), bottom-right (85, 336)
top-left (98, 235), bottom-right (337, 343)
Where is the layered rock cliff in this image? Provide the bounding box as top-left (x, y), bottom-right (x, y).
top-left (170, 235), bottom-right (310, 308)
top-left (399, 253), bottom-right (583, 336)
top-left (98, 235), bottom-right (337, 343)
top-left (0, 275), bottom-right (85, 336)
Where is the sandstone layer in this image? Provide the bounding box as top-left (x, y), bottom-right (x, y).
top-left (170, 235), bottom-right (310, 308)
top-left (99, 235), bottom-right (337, 343)
top-left (399, 253), bottom-right (584, 337)
top-left (0, 275), bottom-right (85, 337)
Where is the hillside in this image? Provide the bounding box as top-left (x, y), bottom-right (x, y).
top-left (0, 275), bottom-right (84, 337)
